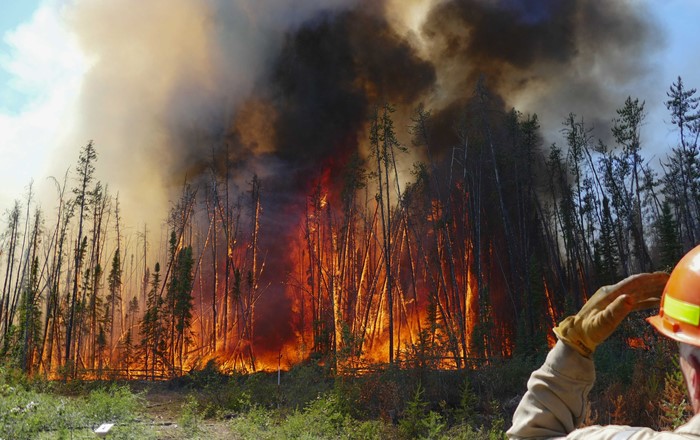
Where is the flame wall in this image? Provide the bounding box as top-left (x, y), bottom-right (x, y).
top-left (40, 0), bottom-right (661, 371)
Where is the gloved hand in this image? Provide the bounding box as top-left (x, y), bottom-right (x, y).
top-left (553, 272), bottom-right (669, 357)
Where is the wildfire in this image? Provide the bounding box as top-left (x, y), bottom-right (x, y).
top-left (543, 278), bottom-right (559, 348)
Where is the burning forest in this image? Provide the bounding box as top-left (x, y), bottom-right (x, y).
top-left (0, 0), bottom-right (694, 380)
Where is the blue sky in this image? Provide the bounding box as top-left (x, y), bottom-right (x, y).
top-left (650, 0), bottom-right (700, 146)
top-left (0, 0), bottom-right (43, 112)
top-left (0, 0), bottom-right (88, 209)
top-left (0, 0), bottom-right (699, 215)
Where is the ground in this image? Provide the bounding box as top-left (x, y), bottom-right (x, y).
top-left (133, 384), bottom-right (235, 439)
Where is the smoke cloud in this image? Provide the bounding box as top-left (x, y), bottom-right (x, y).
top-left (420, 0), bottom-right (660, 140)
top-left (49, 0), bottom-right (660, 355)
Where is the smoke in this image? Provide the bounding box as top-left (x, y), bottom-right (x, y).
top-left (50, 0), bottom-right (660, 356)
top-left (419, 0), bottom-right (660, 140)
top-left (54, 0), bottom-right (661, 220)
top-left (56, 0), bottom-right (363, 227)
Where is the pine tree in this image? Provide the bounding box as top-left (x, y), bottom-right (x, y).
top-left (66, 141), bottom-right (97, 370)
top-left (655, 201), bottom-right (682, 270)
top-left (170, 246), bottom-right (194, 372)
top-left (140, 263), bottom-right (164, 379)
top-left (19, 256), bottom-right (41, 373)
top-left (663, 77), bottom-right (700, 246)
top-left (369, 103), bottom-right (406, 364)
top-left (106, 250), bottom-right (122, 354)
top-left (1, 202), bottom-right (21, 341)
top-left (610, 97), bottom-right (653, 271)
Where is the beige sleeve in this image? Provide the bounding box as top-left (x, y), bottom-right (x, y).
top-left (507, 340), bottom-right (595, 439)
top-left (507, 341), bottom-right (698, 440)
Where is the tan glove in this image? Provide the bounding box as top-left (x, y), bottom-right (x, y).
top-left (553, 272), bottom-right (669, 357)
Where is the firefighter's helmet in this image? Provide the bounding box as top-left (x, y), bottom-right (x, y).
top-left (648, 245), bottom-right (700, 346)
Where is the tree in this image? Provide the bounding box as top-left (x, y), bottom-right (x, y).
top-left (39, 172), bottom-right (74, 374)
top-left (140, 262), bottom-right (164, 379)
top-left (1, 202), bottom-right (21, 341)
top-left (122, 295), bottom-right (140, 379)
top-left (168, 246), bottom-right (194, 372)
top-left (66, 141), bottom-right (97, 370)
top-left (105, 248), bottom-right (122, 362)
top-left (19, 208), bottom-right (43, 374)
top-left (610, 97), bottom-right (653, 271)
top-left (663, 77), bottom-right (700, 247)
top-left (666, 76), bottom-right (700, 152)
top-left (655, 201), bottom-right (682, 270)
top-left (370, 103), bottom-right (406, 364)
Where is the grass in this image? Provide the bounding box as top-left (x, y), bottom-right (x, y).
top-left (0, 337), bottom-right (684, 439)
top-left (0, 368), bottom-right (148, 439)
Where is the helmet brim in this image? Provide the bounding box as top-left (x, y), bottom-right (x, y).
top-left (648, 315), bottom-right (700, 347)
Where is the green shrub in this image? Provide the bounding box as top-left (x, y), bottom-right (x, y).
top-left (659, 358), bottom-right (692, 430)
top-left (84, 384), bottom-right (143, 425)
top-left (453, 377), bottom-right (479, 426)
top-left (282, 361), bottom-right (333, 409)
top-left (279, 393), bottom-right (350, 439)
top-left (440, 423), bottom-right (485, 440)
top-left (0, 379), bottom-right (144, 439)
top-left (486, 400), bottom-right (506, 440)
top-left (228, 406), bottom-right (277, 440)
top-left (0, 386), bottom-right (62, 439)
top-left (179, 394), bottom-right (203, 437)
top-left (243, 371), bottom-right (279, 408)
top-left (342, 419), bottom-right (392, 440)
top-left (399, 382), bottom-right (447, 439)
top-left (194, 374), bottom-right (251, 417)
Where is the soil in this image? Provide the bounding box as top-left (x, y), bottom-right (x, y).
top-left (129, 383), bottom-right (236, 439)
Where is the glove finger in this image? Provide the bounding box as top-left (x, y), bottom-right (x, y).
top-left (584, 273), bottom-right (667, 311)
top-left (628, 296), bottom-right (661, 313)
top-left (590, 273), bottom-right (667, 311)
top-left (616, 272), bottom-right (669, 302)
top-left (590, 294), bottom-right (633, 341)
top-left (603, 294), bottom-right (634, 326)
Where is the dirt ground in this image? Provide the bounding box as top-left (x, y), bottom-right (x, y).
top-left (130, 384), bottom-right (236, 439)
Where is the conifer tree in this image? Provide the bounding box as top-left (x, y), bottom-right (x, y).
top-left (19, 208), bottom-right (43, 374)
top-left (655, 201), bottom-right (683, 270)
top-left (1, 202), bottom-right (21, 341)
top-left (106, 249), bottom-right (122, 355)
top-left (168, 246), bottom-right (194, 372)
top-left (140, 262), bottom-right (164, 379)
top-left (66, 141), bottom-right (97, 370)
top-left (663, 77), bottom-right (700, 247)
top-left (370, 103), bottom-right (405, 364)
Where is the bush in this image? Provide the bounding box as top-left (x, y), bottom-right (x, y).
top-left (0, 385), bottom-right (62, 439)
top-left (227, 392), bottom-right (398, 439)
top-left (399, 382), bottom-right (447, 439)
top-left (228, 406), bottom-right (278, 440)
top-left (179, 394), bottom-right (203, 437)
top-left (279, 393), bottom-right (351, 438)
top-left (281, 361), bottom-right (334, 409)
top-left (0, 378), bottom-right (145, 439)
top-left (452, 377), bottom-right (479, 426)
top-left (242, 371), bottom-right (279, 408)
top-left (84, 384), bottom-right (143, 425)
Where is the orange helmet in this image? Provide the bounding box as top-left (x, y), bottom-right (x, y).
top-left (648, 245), bottom-right (700, 346)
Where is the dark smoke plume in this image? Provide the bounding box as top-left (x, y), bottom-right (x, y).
top-left (420, 0), bottom-right (659, 141)
top-left (55, 0), bottom-right (660, 357)
top-left (231, 8), bottom-right (436, 352)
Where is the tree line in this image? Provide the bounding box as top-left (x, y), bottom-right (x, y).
top-left (0, 77), bottom-right (697, 378)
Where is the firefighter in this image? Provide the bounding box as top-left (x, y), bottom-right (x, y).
top-left (508, 246), bottom-right (700, 439)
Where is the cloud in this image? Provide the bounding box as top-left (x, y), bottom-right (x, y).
top-left (0, 2), bottom-right (88, 211)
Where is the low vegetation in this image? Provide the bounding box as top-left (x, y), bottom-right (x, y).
top-left (0, 333), bottom-right (687, 439)
top-left (0, 367), bottom-right (145, 439)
